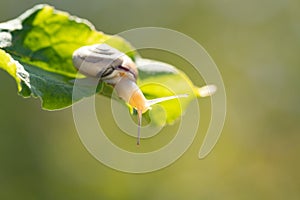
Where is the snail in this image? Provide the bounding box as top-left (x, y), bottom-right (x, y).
top-left (72, 43), bottom-right (215, 145)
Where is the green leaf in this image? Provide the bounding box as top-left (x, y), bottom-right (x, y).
top-left (0, 4), bottom-right (207, 125)
top-left (0, 4), bottom-right (135, 110)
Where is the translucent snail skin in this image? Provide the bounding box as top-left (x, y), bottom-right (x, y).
top-left (72, 44), bottom-right (214, 145)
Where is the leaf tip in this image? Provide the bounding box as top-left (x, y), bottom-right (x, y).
top-left (197, 84), bottom-right (217, 97)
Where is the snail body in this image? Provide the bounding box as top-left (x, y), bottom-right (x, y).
top-left (72, 44), bottom-right (188, 145)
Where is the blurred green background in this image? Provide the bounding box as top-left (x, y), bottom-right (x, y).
top-left (1, 0), bottom-right (300, 199)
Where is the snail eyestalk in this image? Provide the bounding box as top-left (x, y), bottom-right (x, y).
top-left (137, 109), bottom-right (142, 146)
